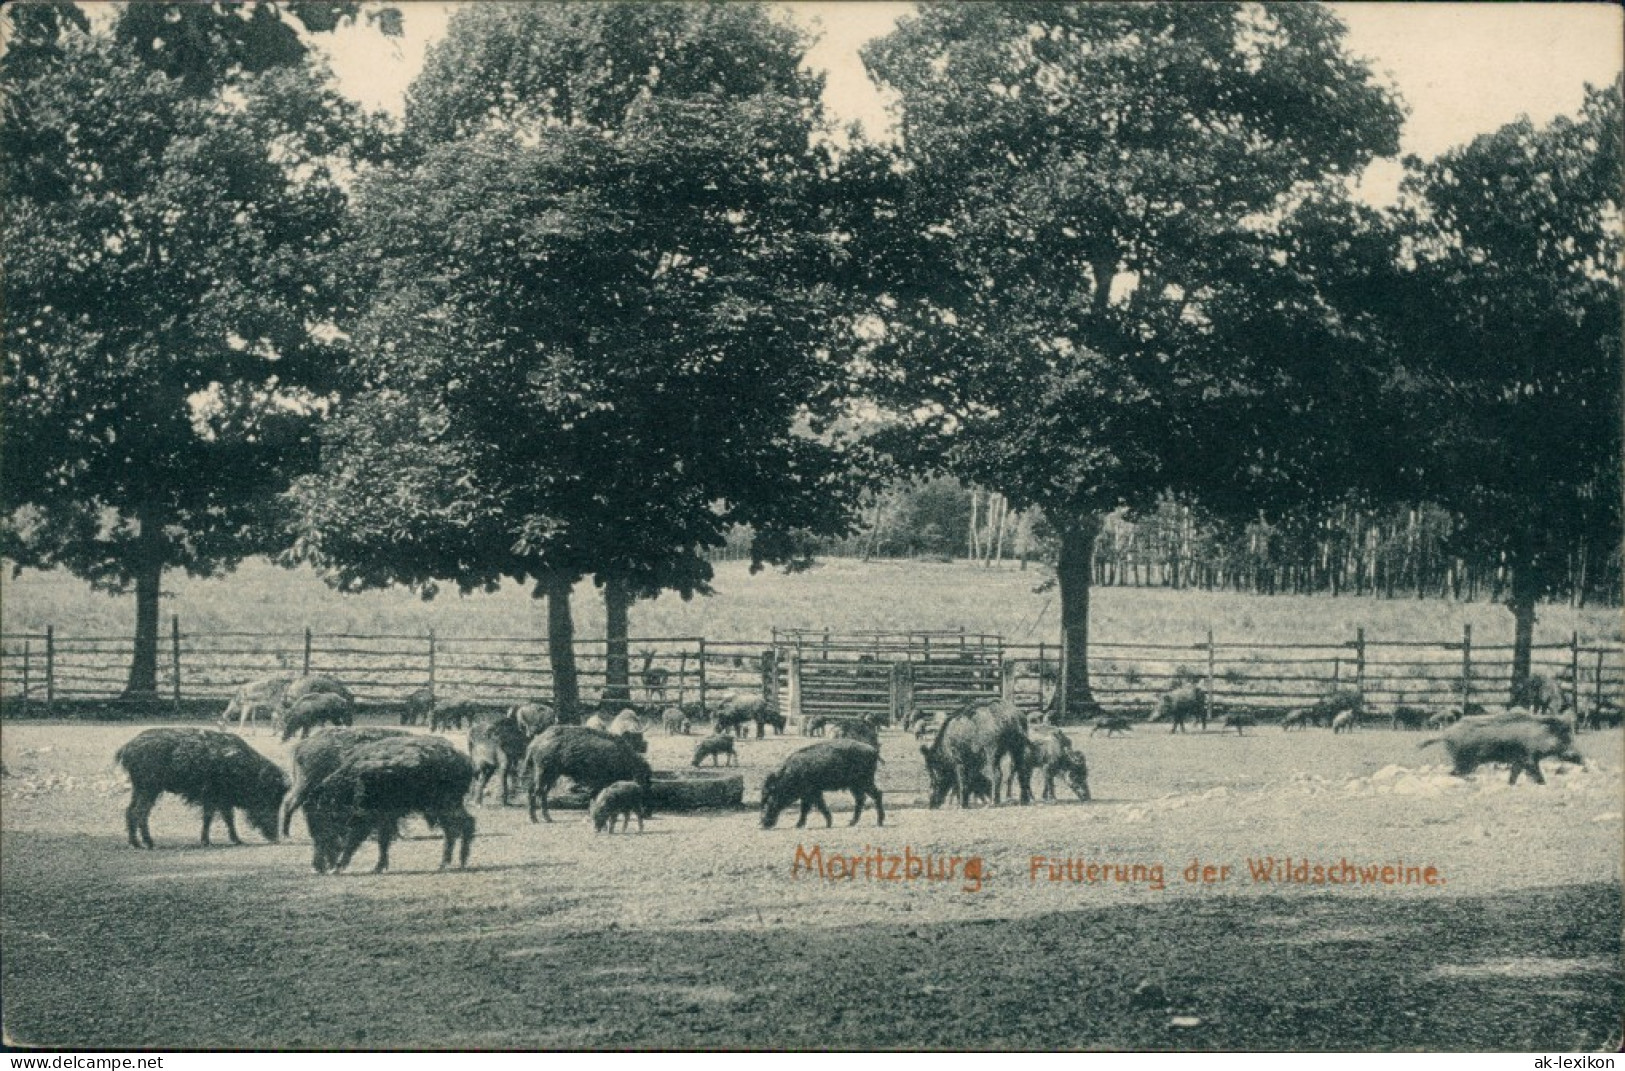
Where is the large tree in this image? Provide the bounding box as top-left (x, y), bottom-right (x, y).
top-left (1, 5), bottom-right (390, 696)
top-left (858, 3), bottom-right (1404, 716)
top-left (1396, 81), bottom-right (1623, 689)
top-left (287, 4), bottom-right (863, 717)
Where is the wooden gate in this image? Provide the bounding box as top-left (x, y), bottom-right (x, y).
top-left (770, 629), bottom-right (1006, 728)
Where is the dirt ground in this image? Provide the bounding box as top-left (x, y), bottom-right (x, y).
top-left (2, 718), bottom-right (1621, 1051)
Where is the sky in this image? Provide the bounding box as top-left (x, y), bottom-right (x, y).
top-left (318, 2), bottom-right (1623, 203)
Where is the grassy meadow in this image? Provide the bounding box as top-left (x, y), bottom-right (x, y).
top-left (2, 555), bottom-right (1618, 649)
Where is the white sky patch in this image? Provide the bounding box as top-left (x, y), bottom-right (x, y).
top-left (314, 2), bottom-right (1623, 209)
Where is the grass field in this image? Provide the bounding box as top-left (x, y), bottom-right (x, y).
top-left (4, 556), bottom-right (1620, 648)
top-left (2, 717), bottom-right (1621, 1049)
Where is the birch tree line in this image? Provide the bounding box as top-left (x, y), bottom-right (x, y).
top-left (806, 486), bottom-right (1620, 607)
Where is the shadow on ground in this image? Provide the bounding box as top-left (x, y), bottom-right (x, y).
top-left (2, 832), bottom-right (1619, 1051)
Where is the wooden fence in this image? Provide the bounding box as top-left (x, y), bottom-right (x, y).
top-left (1001, 626), bottom-right (1624, 722)
top-left (769, 629), bottom-right (1006, 726)
top-left (2, 619), bottom-right (1620, 725)
top-left (0, 620), bottom-right (770, 716)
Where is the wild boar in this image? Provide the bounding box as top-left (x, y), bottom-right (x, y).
top-left (1421, 713), bottom-right (1583, 785)
top-left (117, 728), bottom-right (288, 849)
top-left (760, 740), bottom-right (884, 829)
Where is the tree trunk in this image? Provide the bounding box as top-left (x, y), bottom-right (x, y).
top-left (545, 573), bottom-right (582, 722)
top-left (602, 576), bottom-right (631, 704)
top-left (122, 511), bottom-right (164, 698)
top-left (966, 488), bottom-right (981, 561)
top-left (1507, 563), bottom-right (1540, 694)
top-left (1056, 514), bottom-right (1105, 721)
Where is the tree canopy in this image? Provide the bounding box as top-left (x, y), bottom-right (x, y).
top-left (858, 1), bottom-right (1406, 714)
top-left (1, 4), bottom-right (389, 694)
top-left (287, 3), bottom-right (867, 714)
top-left (404, 2), bottom-right (816, 145)
top-left (1393, 79), bottom-right (1623, 683)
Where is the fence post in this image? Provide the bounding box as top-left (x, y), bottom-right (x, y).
top-left (1038, 642), bottom-right (1048, 710)
top-left (1057, 629), bottom-right (1068, 722)
top-left (1001, 659), bottom-right (1018, 705)
top-left (427, 629), bottom-right (437, 695)
top-left (1355, 628), bottom-right (1367, 696)
top-left (676, 652), bottom-right (688, 706)
top-left (22, 640), bottom-right (30, 715)
top-left (1569, 631), bottom-right (1581, 718)
top-left (171, 615), bottom-right (182, 710)
top-left (787, 649), bottom-right (803, 723)
top-left (1460, 623), bottom-right (1473, 709)
top-left (45, 625), bottom-right (54, 711)
top-left (1594, 649), bottom-right (1605, 721)
top-left (888, 661), bottom-right (915, 727)
top-left (761, 649), bottom-right (778, 707)
top-left (697, 638), bottom-right (707, 719)
top-left (303, 627), bottom-right (313, 677)
top-left (1205, 628), bottom-right (1216, 726)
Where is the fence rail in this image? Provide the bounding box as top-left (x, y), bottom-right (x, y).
top-left (2, 619), bottom-right (1619, 726)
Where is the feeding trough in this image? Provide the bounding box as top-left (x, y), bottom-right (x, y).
top-left (543, 768), bottom-right (745, 812)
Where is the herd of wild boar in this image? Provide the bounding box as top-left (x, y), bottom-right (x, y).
top-left (111, 670), bottom-right (1604, 874)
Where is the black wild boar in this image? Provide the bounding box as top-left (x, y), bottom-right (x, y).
top-left (1584, 702), bottom-right (1622, 731)
top-left (714, 698), bottom-right (772, 739)
top-left (609, 709), bottom-right (645, 736)
top-left (1279, 709), bottom-right (1315, 731)
top-left (607, 709), bottom-right (648, 755)
top-left (921, 699), bottom-right (1032, 808)
top-left (1388, 706), bottom-right (1429, 731)
top-left (1090, 716), bottom-right (1133, 736)
top-left (760, 740), bottom-right (884, 829)
top-left (1223, 712), bottom-right (1256, 735)
top-left (910, 713), bottom-right (944, 742)
top-left (282, 726), bottom-right (408, 834)
top-left (1029, 729), bottom-right (1091, 802)
top-left (116, 728), bottom-right (288, 848)
top-left (712, 704), bottom-right (750, 737)
top-left (589, 781), bottom-right (649, 833)
top-left (510, 702), bottom-right (556, 737)
top-left (1151, 685), bottom-right (1206, 733)
top-left (279, 692), bottom-right (355, 742)
top-left (304, 735), bottom-right (475, 873)
top-left (1305, 688), bottom-right (1363, 728)
top-left (523, 727), bottom-right (653, 823)
top-left (662, 706), bottom-right (691, 735)
top-left (431, 692), bottom-right (501, 733)
top-left (692, 734), bottom-right (738, 767)
top-left (284, 673), bottom-right (355, 709)
top-left (1510, 674), bottom-right (1566, 715)
top-left (400, 687), bottom-right (435, 726)
top-left (273, 674), bottom-right (355, 736)
top-left (831, 717), bottom-right (881, 751)
top-left (1421, 713), bottom-right (1584, 785)
top-left (469, 711), bottom-right (532, 806)
top-left (1427, 709), bottom-right (1463, 730)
